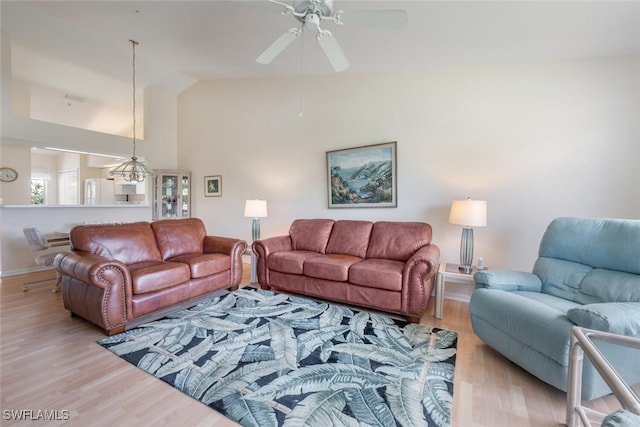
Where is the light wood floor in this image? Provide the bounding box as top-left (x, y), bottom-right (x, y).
top-left (0, 268), bottom-right (630, 426)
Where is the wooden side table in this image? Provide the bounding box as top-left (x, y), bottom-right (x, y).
top-left (434, 262), bottom-right (478, 319)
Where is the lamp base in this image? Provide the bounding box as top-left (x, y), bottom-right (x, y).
top-left (459, 226), bottom-right (474, 275)
top-left (251, 218), bottom-right (261, 242)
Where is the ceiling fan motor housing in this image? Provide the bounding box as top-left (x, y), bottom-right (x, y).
top-left (293, 0), bottom-right (333, 22)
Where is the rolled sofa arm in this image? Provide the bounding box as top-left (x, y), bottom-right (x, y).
top-left (474, 269), bottom-right (543, 292)
top-left (54, 251), bottom-right (131, 335)
top-left (567, 302), bottom-right (640, 336)
top-left (253, 235), bottom-right (293, 288)
top-left (402, 243), bottom-right (440, 317)
top-left (204, 236), bottom-right (248, 286)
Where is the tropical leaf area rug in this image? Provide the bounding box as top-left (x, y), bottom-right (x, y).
top-left (98, 288), bottom-right (457, 427)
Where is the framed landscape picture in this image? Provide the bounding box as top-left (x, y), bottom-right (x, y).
top-left (327, 141), bottom-right (397, 208)
top-left (204, 175), bottom-right (222, 197)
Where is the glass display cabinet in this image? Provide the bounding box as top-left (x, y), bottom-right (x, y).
top-left (153, 170), bottom-right (191, 219)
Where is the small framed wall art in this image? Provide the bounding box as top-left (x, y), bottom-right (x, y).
top-left (204, 175), bottom-right (222, 197)
top-left (327, 141), bottom-right (397, 208)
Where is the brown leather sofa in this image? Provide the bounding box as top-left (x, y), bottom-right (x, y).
top-left (253, 219), bottom-right (440, 322)
top-left (54, 218), bottom-right (247, 335)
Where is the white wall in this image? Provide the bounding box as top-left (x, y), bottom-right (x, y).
top-left (0, 33), bottom-right (180, 190)
top-left (0, 34), bottom-right (178, 274)
top-left (0, 205), bottom-right (152, 276)
top-left (178, 56), bottom-right (640, 271)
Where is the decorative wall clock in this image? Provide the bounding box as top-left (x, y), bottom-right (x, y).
top-left (0, 167), bottom-right (18, 182)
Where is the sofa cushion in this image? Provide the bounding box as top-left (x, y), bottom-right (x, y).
top-left (303, 254), bottom-right (363, 282)
top-left (129, 261), bottom-right (191, 294)
top-left (268, 251), bottom-right (321, 275)
top-left (349, 258), bottom-right (404, 292)
top-left (366, 222), bottom-right (431, 262)
top-left (169, 253), bottom-right (230, 279)
top-left (567, 303), bottom-right (640, 336)
top-left (534, 257), bottom-right (596, 304)
top-left (70, 222), bottom-right (162, 265)
top-left (602, 409), bottom-right (640, 427)
top-left (289, 219), bottom-right (335, 254)
top-left (470, 289), bottom-right (579, 365)
top-left (151, 218), bottom-right (206, 260)
top-left (325, 220), bottom-right (373, 258)
top-left (581, 269), bottom-right (640, 303)
top-left (539, 217), bottom-right (640, 275)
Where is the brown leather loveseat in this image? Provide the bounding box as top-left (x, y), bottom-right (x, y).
top-left (254, 219), bottom-right (440, 322)
top-left (54, 218), bottom-right (247, 335)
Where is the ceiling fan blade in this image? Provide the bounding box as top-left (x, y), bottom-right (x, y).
top-left (316, 31), bottom-right (350, 72)
top-left (267, 0), bottom-right (296, 15)
top-left (338, 10), bottom-right (408, 28)
top-left (256, 28), bottom-right (301, 64)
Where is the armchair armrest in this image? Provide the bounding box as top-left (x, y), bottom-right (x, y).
top-left (402, 244), bottom-right (440, 317)
top-left (253, 235), bottom-right (293, 287)
top-left (474, 269), bottom-right (542, 292)
top-left (204, 236), bottom-right (247, 256)
top-left (253, 235), bottom-right (293, 255)
top-left (567, 303), bottom-right (640, 336)
top-left (53, 251), bottom-right (131, 334)
top-left (54, 251), bottom-right (130, 287)
top-left (204, 236), bottom-right (247, 286)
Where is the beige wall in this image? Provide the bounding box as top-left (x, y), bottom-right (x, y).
top-left (178, 56), bottom-right (640, 271)
top-left (0, 33), bottom-right (180, 195)
top-left (0, 34), bottom-right (177, 273)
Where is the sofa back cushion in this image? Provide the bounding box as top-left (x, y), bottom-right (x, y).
top-left (366, 221), bottom-right (432, 262)
top-left (325, 220), bottom-right (373, 258)
top-left (539, 217), bottom-right (640, 275)
top-left (581, 269), bottom-right (640, 303)
top-left (151, 218), bottom-right (206, 260)
top-left (533, 257), bottom-right (598, 304)
top-left (534, 258), bottom-right (640, 304)
top-left (289, 219), bottom-right (335, 254)
top-left (70, 222), bottom-right (162, 265)
top-left (535, 217), bottom-right (640, 303)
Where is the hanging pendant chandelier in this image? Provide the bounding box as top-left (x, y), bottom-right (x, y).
top-left (110, 39), bottom-right (153, 183)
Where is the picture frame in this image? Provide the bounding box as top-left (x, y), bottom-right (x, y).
top-left (204, 175), bottom-right (222, 197)
top-left (327, 141), bottom-right (397, 208)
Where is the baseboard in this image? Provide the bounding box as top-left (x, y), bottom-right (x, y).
top-left (444, 292), bottom-right (471, 303)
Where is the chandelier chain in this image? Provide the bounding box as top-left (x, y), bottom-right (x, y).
top-left (109, 39), bottom-right (152, 183)
top-left (130, 39), bottom-right (138, 159)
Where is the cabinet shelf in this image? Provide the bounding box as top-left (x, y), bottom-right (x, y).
top-left (153, 170), bottom-right (191, 219)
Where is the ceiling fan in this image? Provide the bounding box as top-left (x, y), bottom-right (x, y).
top-left (256, 0), bottom-right (408, 72)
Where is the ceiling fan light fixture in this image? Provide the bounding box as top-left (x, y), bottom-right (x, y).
top-left (304, 13), bottom-right (320, 31)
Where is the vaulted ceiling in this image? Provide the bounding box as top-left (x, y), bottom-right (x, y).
top-left (3, 1), bottom-right (639, 135)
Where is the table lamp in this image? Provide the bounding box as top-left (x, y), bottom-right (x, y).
top-left (244, 199), bottom-right (268, 242)
top-left (449, 198), bottom-right (487, 274)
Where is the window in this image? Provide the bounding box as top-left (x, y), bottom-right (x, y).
top-left (30, 169), bottom-right (50, 205)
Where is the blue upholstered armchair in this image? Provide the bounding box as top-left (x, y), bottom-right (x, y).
top-left (469, 217), bottom-right (640, 400)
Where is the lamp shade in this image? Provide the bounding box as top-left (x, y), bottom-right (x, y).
top-left (449, 199), bottom-right (487, 227)
top-left (244, 199), bottom-right (268, 218)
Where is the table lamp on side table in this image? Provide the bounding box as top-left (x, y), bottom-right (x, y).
top-left (244, 199), bottom-right (268, 283)
top-left (448, 198), bottom-right (487, 274)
